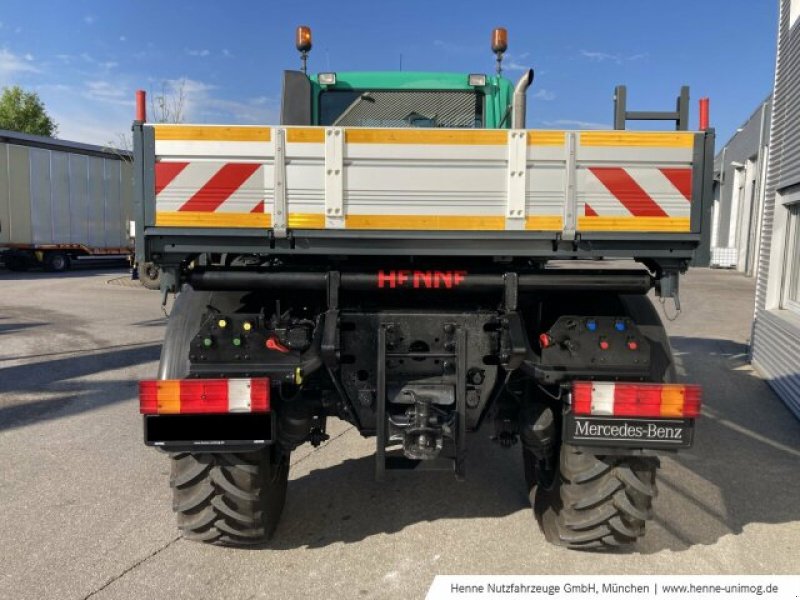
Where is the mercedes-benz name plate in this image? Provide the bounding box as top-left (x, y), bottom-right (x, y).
top-left (564, 414), bottom-right (694, 449)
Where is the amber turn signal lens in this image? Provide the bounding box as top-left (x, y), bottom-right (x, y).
top-left (296, 25), bottom-right (312, 52)
top-left (491, 27), bottom-right (508, 54)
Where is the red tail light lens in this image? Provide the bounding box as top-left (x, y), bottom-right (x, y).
top-left (572, 381), bottom-right (701, 418)
top-left (139, 378), bottom-right (270, 415)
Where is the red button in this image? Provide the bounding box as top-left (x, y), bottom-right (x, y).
top-left (627, 340), bottom-right (638, 351)
top-left (266, 336), bottom-right (290, 353)
top-left (599, 340), bottom-right (610, 350)
top-left (539, 333), bottom-right (553, 349)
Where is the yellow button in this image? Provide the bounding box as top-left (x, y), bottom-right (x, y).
top-left (218, 319), bottom-right (227, 328)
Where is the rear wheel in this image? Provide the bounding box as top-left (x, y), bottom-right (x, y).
top-left (139, 261), bottom-right (161, 290)
top-left (44, 252), bottom-right (70, 272)
top-left (170, 447), bottom-right (289, 545)
top-left (534, 444), bottom-right (658, 549)
top-left (161, 287), bottom-right (290, 546)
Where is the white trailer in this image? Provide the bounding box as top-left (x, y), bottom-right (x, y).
top-left (0, 130), bottom-right (134, 272)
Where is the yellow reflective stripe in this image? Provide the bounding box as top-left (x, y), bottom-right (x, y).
top-left (525, 216), bottom-right (563, 230)
top-left (580, 131), bottom-right (695, 148)
top-left (155, 212), bottom-right (566, 231)
top-left (345, 129), bottom-right (507, 145)
top-left (153, 125), bottom-right (271, 142)
top-left (288, 213), bottom-right (325, 228)
top-left (155, 212), bottom-right (272, 228)
top-left (286, 128), bottom-right (325, 143)
top-left (528, 131), bottom-right (565, 146)
top-left (345, 214), bottom-right (506, 230)
top-left (157, 381), bottom-right (181, 414)
top-left (578, 216), bottom-right (691, 232)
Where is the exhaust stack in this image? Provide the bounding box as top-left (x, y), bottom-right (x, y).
top-left (512, 69), bottom-right (534, 129)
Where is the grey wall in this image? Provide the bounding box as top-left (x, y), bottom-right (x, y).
top-left (713, 98), bottom-right (770, 249)
top-left (751, 0), bottom-right (800, 419)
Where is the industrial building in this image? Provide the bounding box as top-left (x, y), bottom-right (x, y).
top-left (750, 0), bottom-right (800, 417)
top-left (711, 97), bottom-right (771, 275)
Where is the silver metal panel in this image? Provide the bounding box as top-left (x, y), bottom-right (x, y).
top-left (751, 0), bottom-right (800, 419)
top-left (751, 310), bottom-right (800, 418)
top-left (69, 154), bottom-right (89, 244)
top-left (324, 127), bottom-right (344, 228)
top-left (104, 159), bottom-right (122, 247)
top-left (6, 144), bottom-right (32, 244)
top-left (777, 12), bottom-right (800, 189)
top-left (50, 151), bottom-right (71, 242)
top-left (272, 128), bottom-right (287, 237)
top-left (87, 157), bottom-right (106, 248)
top-left (505, 130), bottom-right (527, 229)
top-left (562, 132), bottom-right (577, 240)
top-left (0, 144), bottom-right (9, 244)
top-left (29, 148), bottom-right (52, 244)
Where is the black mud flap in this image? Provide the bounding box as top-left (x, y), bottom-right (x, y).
top-left (564, 413), bottom-right (694, 450)
top-left (144, 412), bottom-right (274, 453)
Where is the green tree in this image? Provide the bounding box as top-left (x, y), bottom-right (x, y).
top-left (0, 86), bottom-right (58, 137)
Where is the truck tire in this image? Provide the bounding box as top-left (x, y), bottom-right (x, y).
top-left (532, 294), bottom-right (670, 549)
top-left (534, 444), bottom-right (658, 549)
top-left (139, 261), bottom-right (161, 290)
top-left (160, 286), bottom-right (290, 545)
top-left (44, 252), bottom-right (70, 272)
top-left (170, 447), bottom-right (289, 545)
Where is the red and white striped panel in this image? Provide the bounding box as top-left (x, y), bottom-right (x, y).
top-left (155, 161), bottom-right (267, 215)
top-left (582, 167), bottom-right (692, 219)
top-left (139, 378), bottom-right (270, 415)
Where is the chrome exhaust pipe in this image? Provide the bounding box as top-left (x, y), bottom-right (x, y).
top-left (512, 68), bottom-right (534, 129)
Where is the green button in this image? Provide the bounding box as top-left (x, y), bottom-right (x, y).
top-left (203, 337), bottom-right (213, 348)
top-left (232, 337), bottom-right (242, 347)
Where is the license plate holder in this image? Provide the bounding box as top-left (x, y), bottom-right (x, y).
top-left (564, 413), bottom-right (694, 449)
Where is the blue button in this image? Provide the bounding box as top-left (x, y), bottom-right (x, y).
top-left (586, 319), bottom-right (597, 332)
top-left (615, 320), bottom-right (626, 332)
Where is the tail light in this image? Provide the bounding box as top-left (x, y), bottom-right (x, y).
top-left (139, 378), bottom-right (270, 415)
top-left (572, 381), bottom-right (701, 418)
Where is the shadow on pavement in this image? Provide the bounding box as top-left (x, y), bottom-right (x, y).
top-left (0, 264), bottom-right (129, 280)
top-left (0, 343), bottom-right (161, 432)
top-left (2, 330), bottom-right (798, 554)
top-left (274, 431), bottom-right (530, 549)
top-left (264, 335), bottom-right (800, 553)
top-left (637, 336), bottom-right (800, 553)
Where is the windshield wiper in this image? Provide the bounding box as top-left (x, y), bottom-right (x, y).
top-left (332, 92), bottom-right (375, 126)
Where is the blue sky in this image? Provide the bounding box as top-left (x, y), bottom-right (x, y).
top-left (0, 1), bottom-right (779, 147)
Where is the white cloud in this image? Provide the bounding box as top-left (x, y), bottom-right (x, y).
top-left (532, 88), bottom-right (556, 101)
top-left (0, 48), bottom-right (41, 81)
top-left (185, 48), bottom-right (211, 57)
top-left (503, 51), bottom-right (533, 72)
top-left (151, 77), bottom-right (277, 124)
top-left (85, 80), bottom-right (127, 101)
top-left (84, 15), bottom-right (96, 25)
top-left (222, 48), bottom-right (233, 58)
top-left (542, 119), bottom-right (611, 130)
top-left (580, 50), bottom-right (648, 65)
top-left (119, 36), bottom-right (127, 42)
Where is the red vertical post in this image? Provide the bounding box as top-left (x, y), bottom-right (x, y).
top-left (699, 97), bottom-right (710, 130)
top-left (135, 89), bottom-right (147, 122)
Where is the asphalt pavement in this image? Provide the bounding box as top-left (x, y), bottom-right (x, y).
top-left (0, 267), bottom-right (798, 600)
